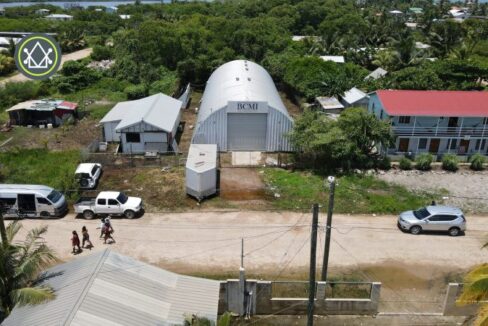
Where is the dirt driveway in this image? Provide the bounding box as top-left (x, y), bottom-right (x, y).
top-left (378, 168), bottom-right (488, 213)
top-left (13, 211), bottom-right (488, 313)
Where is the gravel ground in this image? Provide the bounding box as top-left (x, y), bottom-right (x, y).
top-left (377, 169), bottom-right (488, 213)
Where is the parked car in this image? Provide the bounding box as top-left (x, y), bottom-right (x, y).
top-left (75, 163), bottom-right (102, 189)
top-left (73, 191), bottom-right (143, 219)
top-left (0, 184), bottom-right (68, 218)
top-left (397, 205), bottom-right (466, 236)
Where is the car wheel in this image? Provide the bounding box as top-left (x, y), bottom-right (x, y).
top-left (83, 210), bottom-right (95, 220)
top-left (80, 179), bottom-right (89, 188)
top-left (410, 225), bottom-right (422, 235)
top-left (40, 211), bottom-right (50, 219)
top-left (449, 227), bottom-right (460, 237)
top-left (124, 210), bottom-right (135, 219)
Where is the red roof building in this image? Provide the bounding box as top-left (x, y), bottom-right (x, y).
top-left (369, 90), bottom-right (488, 156)
top-left (375, 90), bottom-right (488, 117)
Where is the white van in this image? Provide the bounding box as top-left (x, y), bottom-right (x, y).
top-left (0, 184), bottom-right (68, 218)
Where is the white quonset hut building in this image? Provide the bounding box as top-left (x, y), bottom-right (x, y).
top-left (192, 60), bottom-right (294, 152)
top-left (100, 93), bottom-right (182, 154)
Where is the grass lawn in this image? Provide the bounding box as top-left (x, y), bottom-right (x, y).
top-left (0, 148), bottom-right (80, 194)
top-left (263, 168), bottom-right (444, 214)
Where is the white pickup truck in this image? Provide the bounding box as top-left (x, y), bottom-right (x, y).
top-left (73, 191), bottom-right (143, 219)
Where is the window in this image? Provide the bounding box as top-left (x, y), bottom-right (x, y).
top-left (126, 133), bottom-right (140, 143)
top-left (0, 198), bottom-right (17, 206)
top-left (108, 199), bottom-right (118, 205)
top-left (379, 110), bottom-right (383, 119)
top-left (430, 215), bottom-right (457, 222)
top-left (449, 139), bottom-right (457, 150)
top-left (482, 140), bottom-right (487, 150)
top-left (418, 138), bottom-right (428, 150)
top-left (37, 197), bottom-right (51, 205)
top-left (47, 190), bottom-right (62, 203)
top-left (484, 117), bottom-right (488, 125)
top-left (399, 116), bottom-right (411, 124)
top-left (117, 192), bottom-right (128, 204)
top-left (476, 139), bottom-right (482, 151)
top-left (413, 208), bottom-right (430, 219)
top-left (97, 198), bottom-right (106, 205)
top-left (91, 165), bottom-right (100, 176)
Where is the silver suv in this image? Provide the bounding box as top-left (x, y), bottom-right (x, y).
top-left (397, 205), bottom-right (466, 236)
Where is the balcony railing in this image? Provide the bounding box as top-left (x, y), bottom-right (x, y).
top-left (392, 126), bottom-right (488, 137)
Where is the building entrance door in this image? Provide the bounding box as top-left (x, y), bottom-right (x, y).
top-left (429, 139), bottom-right (440, 153)
top-left (458, 139), bottom-right (470, 154)
top-left (398, 138), bottom-right (409, 152)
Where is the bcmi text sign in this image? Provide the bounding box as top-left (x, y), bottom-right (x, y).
top-left (227, 101), bottom-right (268, 113)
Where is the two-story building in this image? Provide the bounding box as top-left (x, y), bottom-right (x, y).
top-left (369, 90), bottom-right (488, 156)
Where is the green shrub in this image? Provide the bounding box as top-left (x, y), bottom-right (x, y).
top-left (91, 45), bottom-right (112, 61)
top-left (376, 156), bottom-right (391, 170)
top-left (442, 154), bottom-right (459, 171)
top-left (124, 84), bottom-right (147, 100)
top-left (399, 158), bottom-right (412, 170)
top-left (469, 153), bottom-right (486, 171)
top-left (415, 153), bottom-right (433, 171)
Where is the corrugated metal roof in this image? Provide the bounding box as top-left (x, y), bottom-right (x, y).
top-left (341, 87), bottom-right (368, 105)
top-left (2, 250), bottom-right (220, 326)
top-left (375, 90), bottom-right (488, 117)
top-left (365, 67), bottom-right (388, 80)
top-left (197, 60), bottom-right (290, 125)
top-left (186, 144), bottom-right (217, 173)
top-left (316, 96), bottom-right (344, 110)
top-left (319, 55), bottom-right (345, 63)
top-left (100, 93), bottom-right (182, 133)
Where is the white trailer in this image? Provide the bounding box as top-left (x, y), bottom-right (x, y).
top-left (185, 144), bottom-right (217, 201)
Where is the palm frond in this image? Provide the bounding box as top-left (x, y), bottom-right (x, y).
top-left (10, 286), bottom-right (55, 307)
top-left (6, 222), bottom-right (22, 244)
top-left (473, 304), bottom-right (488, 326)
top-left (15, 245), bottom-right (58, 282)
top-left (458, 277), bottom-right (488, 304)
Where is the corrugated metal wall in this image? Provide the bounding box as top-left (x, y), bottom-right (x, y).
top-left (192, 105), bottom-right (293, 152)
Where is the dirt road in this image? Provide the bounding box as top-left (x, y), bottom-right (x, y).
top-left (0, 48), bottom-right (92, 86)
top-left (14, 211), bottom-right (488, 271)
top-left (13, 211), bottom-right (488, 314)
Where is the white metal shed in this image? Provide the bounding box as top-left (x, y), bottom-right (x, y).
top-left (100, 93), bottom-right (182, 154)
top-left (186, 144), bottom-right (217, 201)
top-left (192, 60), bottom-right (294, 152)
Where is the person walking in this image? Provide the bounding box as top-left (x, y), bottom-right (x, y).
top-left (81, 226), bottom-right (94, 249)
top-left (71, 231), bottom-right (81, 254)
top-left (99, 217), bottom-right (105, 238)
top-left (103, 221), bottom-right (115, 244)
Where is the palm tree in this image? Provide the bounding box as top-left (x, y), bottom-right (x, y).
top-left (0, 221), bottom-right (58, 319)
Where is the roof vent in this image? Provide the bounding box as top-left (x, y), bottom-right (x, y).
top-left (248, 78), bottom-right (251, 81)
top-left (236, 77), bottom-right (239, 81)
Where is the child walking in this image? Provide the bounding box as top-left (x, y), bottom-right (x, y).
top-left (71, 231), bottom-right (81, 254)
top-left (81, 226), bottom-right (94, 249)
top-left (103, 221), bottom-right (115, 244)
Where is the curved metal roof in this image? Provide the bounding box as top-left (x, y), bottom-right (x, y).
top-left (197, 60), bottom-right (290, 124)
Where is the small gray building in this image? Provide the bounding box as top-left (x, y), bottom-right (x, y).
top-left (100, 93), bottom-right (182, 154)
top-left (192, 60), bottom-right (294, 152)
top-left (186, 144), bottom-right (217, 201)
top-left (340, 87), bottom-right (369, 108)
top-left (2, 249), bottom-right (220, 326)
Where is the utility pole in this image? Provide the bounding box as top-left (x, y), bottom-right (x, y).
top-left (307, 204), bottom-right (319, 326)
top-left (321, 176), bottom-right (336, 282)
top-left (241, 238), bottom-right (244, 268)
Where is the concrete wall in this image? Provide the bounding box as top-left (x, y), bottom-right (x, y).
top-left (443, 283), bottom-right (479, 316)
top-left (219, 280), bottom-right (381, 316)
